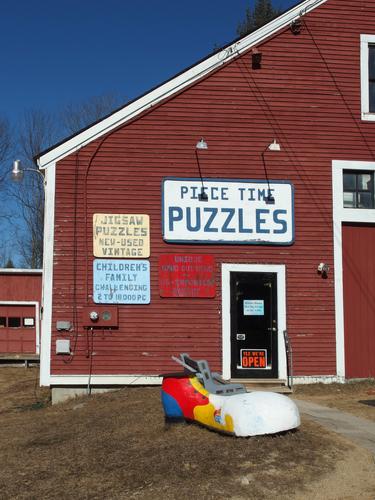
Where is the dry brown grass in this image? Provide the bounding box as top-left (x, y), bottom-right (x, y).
top-left (0, 367), bottom-right (368, 500)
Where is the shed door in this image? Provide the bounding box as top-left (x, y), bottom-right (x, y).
top-left (0, 305), bottom-right (36, 354)
top-left (230, 272), bottom-right (278, 378)
top-left (343, 223), bottom-right (375, 378)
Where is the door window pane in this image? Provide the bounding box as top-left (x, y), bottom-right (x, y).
top-left (0, 317), bottom-right (6, 328)
top-left (23, 317), bottom-right (35, 327)
top-left (8, 317), bottom-right (21, 328)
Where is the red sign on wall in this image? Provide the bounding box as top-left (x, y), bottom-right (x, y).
top-left (159, 254), bottom-right (216, 298)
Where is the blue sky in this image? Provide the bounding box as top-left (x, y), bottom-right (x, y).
top-left (1, 0), bottom-right (299, 266)
top-left (1, 0), bottom-right (298, 122)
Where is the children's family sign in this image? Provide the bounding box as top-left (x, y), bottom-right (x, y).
top-left (93, 214), bottom-right (150, 258)
top-left (162, 179), bottom-right (294, 244)
top-left (93, 259), bottom-right (150, 304)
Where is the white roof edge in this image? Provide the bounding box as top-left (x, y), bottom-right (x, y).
top-left (0, 269), bottom-right (43, 274)
top-left (38, 0), bottom-right (327, 169)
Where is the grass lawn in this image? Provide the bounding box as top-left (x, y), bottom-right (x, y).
top-left (0, 367), bottom-right (374, 499)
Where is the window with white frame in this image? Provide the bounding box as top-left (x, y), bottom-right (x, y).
top-left (361, 35), bottom-right (375, 120)
top-left (343, 170), bottom-right (375, 208)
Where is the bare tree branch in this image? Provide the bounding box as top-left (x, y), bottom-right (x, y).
top-left (8, 110), bottom-right (55, 268)
top-left (0, 117), bottom-right (12, 184)
top-left (8, 94), bottom-right (123, 268)
top-left (61, 93), bottom-right (121, 135)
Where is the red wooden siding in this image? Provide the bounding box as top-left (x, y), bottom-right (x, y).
top-left (343, 223), bottom-right (375, 378)
top-left (50, 0), bottom-right (375, 378)
top-left (0, 272), bottom-right (41, 355)
top-left (0, 304), bottom-right (37, 353)
top-left (0, 273), bottom-right (42, 303)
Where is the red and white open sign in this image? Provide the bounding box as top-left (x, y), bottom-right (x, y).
top-left (240, 349), bottom-right (267, 369)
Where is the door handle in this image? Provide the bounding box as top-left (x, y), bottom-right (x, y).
top-left (267, 327), bottom-right (277, 332)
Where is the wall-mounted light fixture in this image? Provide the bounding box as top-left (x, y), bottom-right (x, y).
top-left (11, 159), bottom-right (45, 185)
top-left (290, 19), bottom-right (302, 35)
top-left (261, 140), bottom-right (282, 205)
top-left (268, 139), bottom-right (281, 152)
top-left (195, 138), bottom-right (208, 201)
top-left (317, 262), bottom-right (330, 278)
top-left (196, 138), bottom-right (208, 150)
top-left (251, 48), bottom-right (262, 70)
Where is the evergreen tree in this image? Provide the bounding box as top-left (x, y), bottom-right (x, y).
top-left (5, 258), bottom-right (14, 268)
top-left (237, 0), bottom-right (282, 37)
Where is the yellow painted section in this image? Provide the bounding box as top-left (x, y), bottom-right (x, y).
top-left (190, 376), bottom-right (209, 396)
top-left (93, 214), bottom-right (150, 258)
top-left (190, 378), bottom-right (234, 434)
top-left (194, 403), bottom-right (234, 434)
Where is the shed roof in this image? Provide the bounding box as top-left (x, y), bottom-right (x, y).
top-left (0, 269), bottom-right (42, 275)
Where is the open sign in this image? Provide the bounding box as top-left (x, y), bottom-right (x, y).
top-left (241, 349), bottom-right (267, 369)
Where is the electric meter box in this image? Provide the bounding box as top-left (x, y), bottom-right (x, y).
top-left (81, 306), bottom-right (118, 328)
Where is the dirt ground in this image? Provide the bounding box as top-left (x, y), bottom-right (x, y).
top-left (293, 379), bottom-right (375, 422)
top-left (0, 367), bottom-right (374, 500)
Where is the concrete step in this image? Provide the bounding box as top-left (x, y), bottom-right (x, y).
top-left (0, 354), bottom-right (40, 368)
top-left (230, 378), bottom-right (292, 394)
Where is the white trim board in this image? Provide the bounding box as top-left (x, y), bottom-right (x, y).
top-left (50, 375), bottom-right (162, 386)
top-left (40, 162), bottom-right (56, 386)
top-left (0, 301), bottom-right (40, 355)
top-left (221, 263), bottom-right (287, 381)
top-left (49, 374), bottom-right (344, 386)
top-left (0, 269), bottom-right (42, 275)
top-left (293, 375), bottom-right (344, 384)
top-left (37, 0), bottom-right (327, 170)
top-left (332, 160), bottom-right (375, 379)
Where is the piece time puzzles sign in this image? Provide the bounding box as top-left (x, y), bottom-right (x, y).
top-left (162, 178), bottom-right (294, 245)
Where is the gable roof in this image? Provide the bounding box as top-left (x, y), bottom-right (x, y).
top-left (37, 0), bottom-right (328, 169)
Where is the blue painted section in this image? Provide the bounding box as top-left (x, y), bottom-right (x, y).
top-left (93, 259), bottom-right (150, 304)
top-left (161, 390), bottom-right (183, 418)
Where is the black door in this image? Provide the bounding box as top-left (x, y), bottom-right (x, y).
top-left (230, 272), bottom-right (278, 378)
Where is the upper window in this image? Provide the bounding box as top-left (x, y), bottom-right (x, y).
top-left (361, 35), bottom-right (375, 120)
top-left (343, 170), bottom-right (374, 208)
top-left (369, 45), bottom-right (375, 112)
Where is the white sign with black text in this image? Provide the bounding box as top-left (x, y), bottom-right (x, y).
top-left (162, 178), bottom-right (294, 245)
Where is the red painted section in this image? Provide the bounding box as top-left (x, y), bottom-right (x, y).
top-left (0, 272), bottom-right (42, 354)
top-left (49, 0), bottom-right (375, 378)
top-left (159, 254), bottom-right (216, 297)
top-left (162, 377), bottom-right (208, 419)
top-left (343, 224), bottom-right (375, 378)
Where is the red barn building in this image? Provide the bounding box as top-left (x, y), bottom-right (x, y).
top-left (37, 0), bottom-right (375, 401)
top-left (0, 269), bottom-right (42, 359)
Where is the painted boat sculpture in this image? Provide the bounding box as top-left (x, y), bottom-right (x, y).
top-left (161, 354), bottom-right (300, 437)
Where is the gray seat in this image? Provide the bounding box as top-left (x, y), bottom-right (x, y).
top-left (172, 353), bottom-right (246, 396)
